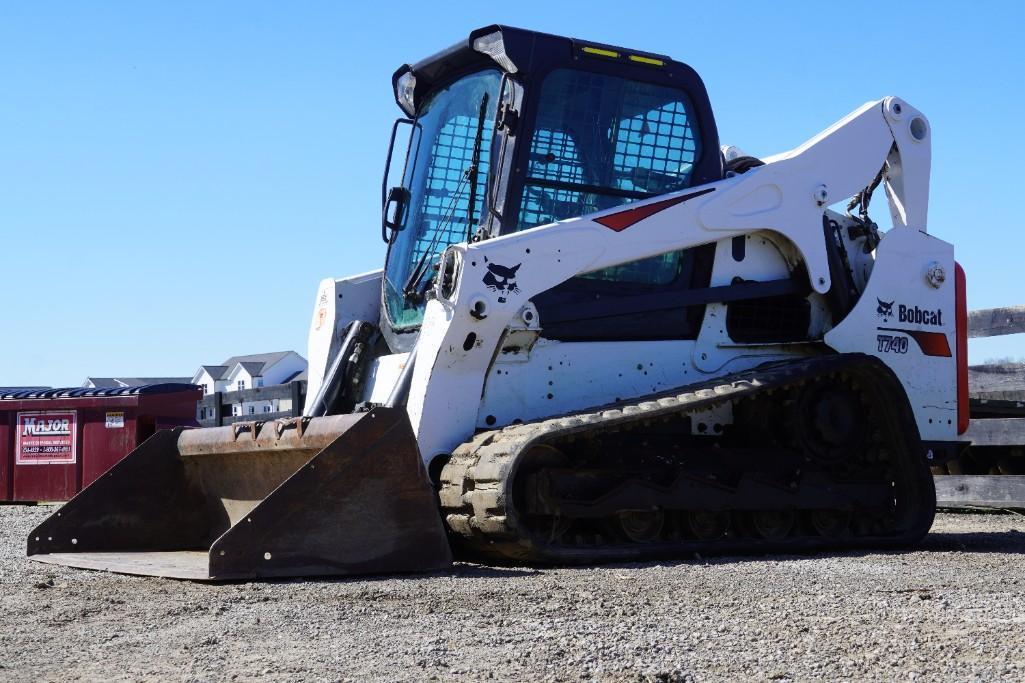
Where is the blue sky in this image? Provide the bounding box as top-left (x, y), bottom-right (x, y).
top-left (2, 1), bottom-right (1023, 387)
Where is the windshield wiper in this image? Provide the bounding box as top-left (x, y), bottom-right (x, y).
top-left (465, 92), bottom-right (489, 242)
top-left (403, 92), bottom-right (490, 302)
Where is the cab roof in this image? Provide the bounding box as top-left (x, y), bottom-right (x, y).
top-left (392, 25), bottom-right (689, 117)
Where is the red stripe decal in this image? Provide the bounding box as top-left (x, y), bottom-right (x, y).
top-left (593, 187), bottom-right (715, 232)
top-left (955, 263), bottom-right (969, 434)
top-left (879, 327), bottom-right (952, 357)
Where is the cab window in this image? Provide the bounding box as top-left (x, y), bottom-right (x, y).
top-left (517, 68), bottom-right (701, 285)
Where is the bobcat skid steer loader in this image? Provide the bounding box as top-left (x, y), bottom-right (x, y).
top-left (29, 26), bottom-right (969, 579)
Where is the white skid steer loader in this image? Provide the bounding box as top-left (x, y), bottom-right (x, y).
top-left (29, 26), bottom-right (969, 579)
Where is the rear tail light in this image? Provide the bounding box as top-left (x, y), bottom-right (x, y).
top-left (955, 262), bottom-right (969, 435)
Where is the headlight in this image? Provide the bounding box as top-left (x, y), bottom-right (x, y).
top-left (472, 31), bottom-right (517, 73)
top-left (396, 71), bottom-right (416, 116)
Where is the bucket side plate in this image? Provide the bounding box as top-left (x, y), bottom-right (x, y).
top-left (27, 408), bottom-right (452, 580)
top-left (27, 428), bottom-right (211, 559)
top-left (208, 407), bottom-right (452, 579)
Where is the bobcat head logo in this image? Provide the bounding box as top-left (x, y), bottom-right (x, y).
top-left (483, 260), bottom-right (521, 295)
top-left (877, 298), bottom-right (894, 320)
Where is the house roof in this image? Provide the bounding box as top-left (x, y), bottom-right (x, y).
top-left (220, 351), bottom-right (295, 370)
top-left (282, 369), bottom-right (308, 383)
top-left (197, 352), bottom-right (298, 381)
top-left (200, 365), bottom-right (229, 378)
top-left (84, 377), bottom-right (191, 388)
top-left (83, 377), bottom-right (121, 388)
top-left (236, 361), bottom-right (267, 377)
top-left (122, 377), bottom-right (192, 386)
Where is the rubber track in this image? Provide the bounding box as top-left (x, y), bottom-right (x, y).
top-left (438, 353), bottom-right (936, 564)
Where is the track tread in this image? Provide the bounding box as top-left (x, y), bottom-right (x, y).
top-left (439, 353), bottom-right (935, 564)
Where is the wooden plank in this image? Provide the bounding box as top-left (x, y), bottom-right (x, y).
top-left (970, 397), bottom-right (1025, 417)
top-left (197, 411), bottom-right (297, 427)
top-left (220, 411), bottom-right (298, 425)
top-left (195, 382), bottom-right (307, 427)
top-left (969, 305), bottom-right (1025, 338)
top-left (219, 383), bottom-right (297, 404)
top-left (290, 380), bottom-right (304, 416)
top-left (971, 389), bottom-right (1025, 402)
top-left (935, 475), bottom-right (1025, 508)
top-left (965, 418), bottom-right (1025, 446)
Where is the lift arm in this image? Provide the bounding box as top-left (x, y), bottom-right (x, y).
top-left (407, 97), bottom-right (933, 462)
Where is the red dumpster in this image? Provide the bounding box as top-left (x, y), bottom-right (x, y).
top-left (0, 384), bottom-right (201, 502)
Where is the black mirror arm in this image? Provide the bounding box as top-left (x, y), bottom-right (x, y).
top-left (381, 117), bottom-right (416, 243)
top-left (381, 186), bottom-right (410, 243)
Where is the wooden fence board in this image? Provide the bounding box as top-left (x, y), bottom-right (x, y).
top-left (964, 418), bottom-right (1025, 447)
top-left (935, 475), bottom-right (1025, 508)
top-left (968, 305), bottom-right (1025, 338)
top-left (198, 410), bottom-right (299, 428)
top-left (197, 381), bottom-right (306, 427)
top-left (970, 398), bottom-right (1025, 417)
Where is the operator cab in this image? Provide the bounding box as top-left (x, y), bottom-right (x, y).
top-left (380, 26), bottom-right (723, 352)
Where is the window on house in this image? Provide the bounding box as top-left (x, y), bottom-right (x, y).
top-left (264, 405), bottom-right (271, 412)
top-left (232, 405), bottom-right (240, 416)
top-left (237, 380), bottom-right (245, 390)
top-left (255, 378), bottom-right (264, 388)
top-left (249, 406), bottom-right (255, 415)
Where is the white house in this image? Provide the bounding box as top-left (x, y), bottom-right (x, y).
top-left (191, 351), bottom-right (307, 419)
top-left (191, 366), bottom-right (231, 396)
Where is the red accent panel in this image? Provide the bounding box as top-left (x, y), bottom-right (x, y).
top-left (908, 330), bottom-right (952, 358)
top-left (955, 262), bottom-right (969, 435)
top-left (593, 187), bottom-right (715, 232)
top-left (879, 327), bottom-right (952, 357)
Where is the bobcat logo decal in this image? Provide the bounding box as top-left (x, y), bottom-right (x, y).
top-left (483, 259), bottom-right (521, 303)
top-left (876, 298), bottom-right (894, 321)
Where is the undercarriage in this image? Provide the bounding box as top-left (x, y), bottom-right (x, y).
top-left (440, 353), bottom-right (936, 563)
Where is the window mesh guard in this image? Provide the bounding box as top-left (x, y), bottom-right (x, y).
top-left (613, 91), bottom-right (698, 195)
top-left (517, 69), bottom-right (701, 285)
top-left (411, 115), bottom-right (494, 265)
top-left (519, 69), bottom-right (699, 231)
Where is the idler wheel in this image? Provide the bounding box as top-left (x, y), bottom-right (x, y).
top-left (808, 509), bottom-right (851, 537)
top-left (794, 383), bottom-right (864, 465)
top-left (748, 510), bottom-right (795, 540)
top-left (614, 510), bottom-right (665, 543)
top-left (686, 510), bottom-right (731, 540)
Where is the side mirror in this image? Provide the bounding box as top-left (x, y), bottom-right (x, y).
top-left (381, 117), bottom-right (419, 244)
top-left (382, 186), bottom-right (410, 242)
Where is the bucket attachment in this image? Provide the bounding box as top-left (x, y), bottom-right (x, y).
top-left (27, 408), bottom-right (452, 580)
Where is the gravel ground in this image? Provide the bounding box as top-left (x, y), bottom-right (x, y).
top-left (2, 506), bottom-right (1024, 682)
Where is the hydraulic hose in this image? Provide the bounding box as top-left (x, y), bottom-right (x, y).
top-left (304, 321), bottom-right (373, 417)
top-left (385, 345), bottom-right (418, 409)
